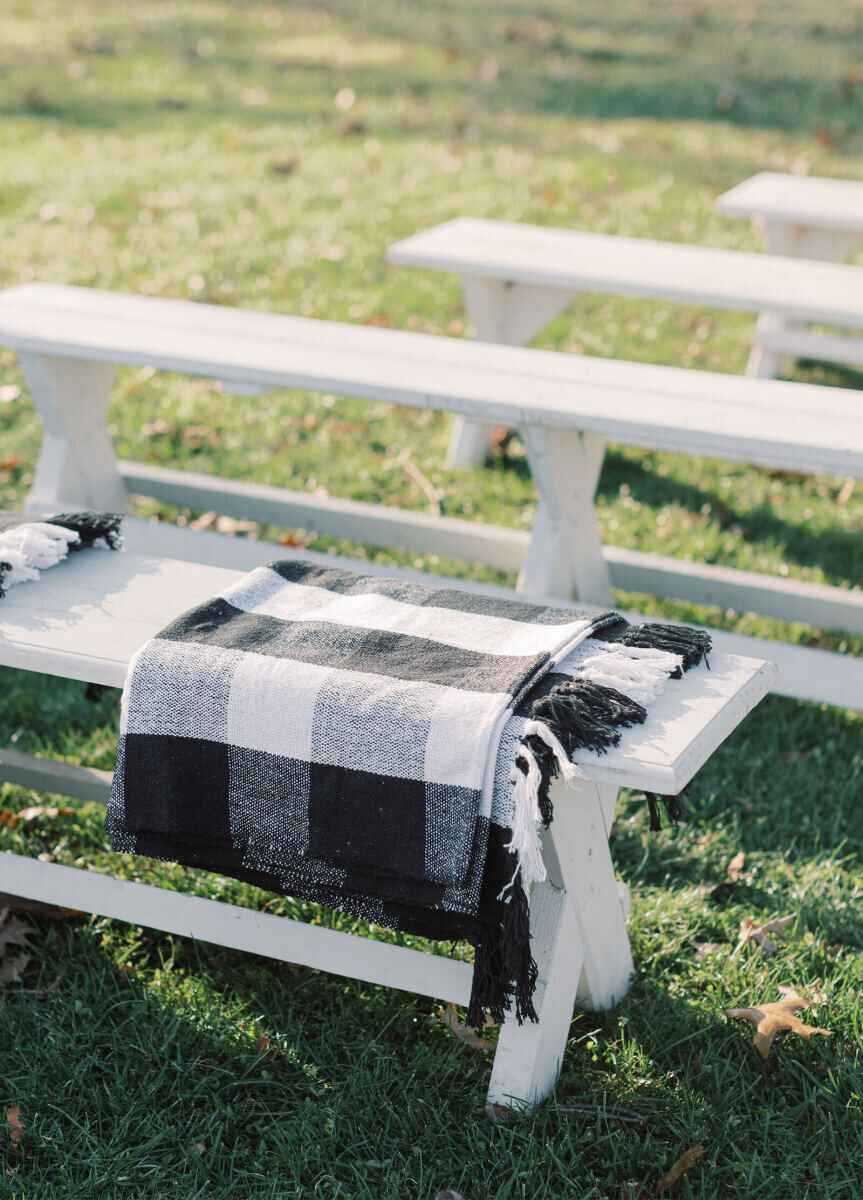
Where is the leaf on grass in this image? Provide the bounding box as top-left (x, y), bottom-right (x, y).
top-left (438, 1003), bottom-right (495, 1051)
top-left (726, 851), bottom-right (745, 882)
top-left (5, 1107), bottom-right (24, 1151)
top-left (1, 952), bottom-right (30, 982)
top-left (435, 1191), bottom-right (466, 1200)
top-left (693, 941), bottom-right (724, 961)
top-left (0, 911), bottom-right (35, 957)
top-left (726, 987), bottom-right (832, 1059)
top-left (656, 1145), bottom-right (705, 1192)
top-left (2, 804), bottom-right (71, 829)
top-left (836, 478), bottom-right (855, 506)
top-left (254, 1035), bottom-right (283, 1062)
top-left (731, 914), bottom-right (795, 958)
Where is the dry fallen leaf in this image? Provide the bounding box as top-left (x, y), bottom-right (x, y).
top-left (435, 1191), bottom-right (466, 1200)
top-left (0, 911), bottom-right (35, 957)
top-left (254, 1035), bottom-right (283, 1062)
top-left (726, 987), bottom-right (831, 1059)
top-left (732, 914), bottom-right (795, 958)
top-left (1, 952), bottom-right (30, 982)
top-left (438, 1003), bottom-right (495, 1051)
top-left (6, 804), bottom-right (71, 828)
top-left (836, 478), bottom-right (855, 506)
top-left (693, 941), bottom-right (724, 961)
top-left (726, 851), bottom-right (745, 882)
top-left (656, 1145), bottom-right (705, 1192)
top-left (5, 1106), bottom-right (24, 1151)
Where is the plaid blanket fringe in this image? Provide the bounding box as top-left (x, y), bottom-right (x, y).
top-left (106, 559), bottom-right (711, 1027)
top-left (0, 510), bottom-right (123, 596)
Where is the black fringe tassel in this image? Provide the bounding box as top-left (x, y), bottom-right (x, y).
top-left (645, 788), bottom-right (689, 832)
top-left (467, 875), bottom-right (538, 1029)
top-left (47, 511), bottom-right (124, 551)
top-left (605, 622), bottom-right (712, 675)
top-left (519, 679), bottom-right (649, 827)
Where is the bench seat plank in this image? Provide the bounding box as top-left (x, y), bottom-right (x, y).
top-left (0, 549), bottom-right (775, 794)
top-left (0, 283), bottom-right (859, 476)
top-left (717, 173), bottom-right (863, 236)
top-left (388, 216), bottom-right (863, 328)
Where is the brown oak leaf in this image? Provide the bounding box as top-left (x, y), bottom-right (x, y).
top-left (5, 1107), bottom-right (24, 1151)
top-left (726, 987), bottom-right (831, 1059)
top-left (1, 952), bottom-right (30, 983)
top-left (732, 914), bottom-right (795, 957)
top-left (726, 851), bottom-right (745, 882)
top-left (0, 911), bottom-right (35, 957)
top-left (656, 1145), bottom-right (705, 1192)
top-left (438, 1003), bottom-right (495, 1051)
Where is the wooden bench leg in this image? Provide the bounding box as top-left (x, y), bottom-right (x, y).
top-left (18, 352), bottom-right (130, 513)
top-left (746, 221), bottom-right (862, 380)
top-left (486, 780), bottom-right (633, 1114)
top-left (518, 425), bottom-right (612, 605)
top-left (447, 278), bottom-right (575, 468)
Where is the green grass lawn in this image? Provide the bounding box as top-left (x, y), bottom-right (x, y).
top-left (1, 1), bottom-right (862, 1196)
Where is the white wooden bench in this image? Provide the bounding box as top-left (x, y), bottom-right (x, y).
top-left (0, 546), bottom-right (775, 1112)
top-left (386, 215), bottom-right (863, 459)
top-left (0, 282), bottom-right (859, 710)
top-left (717, 172), bottom-right (863, 378)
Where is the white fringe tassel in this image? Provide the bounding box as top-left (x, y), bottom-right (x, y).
top-left (558, 638), bottom-right (684, 705)
top-left (500, 637), bottom-right (685, 899)
top-left (500, 721), bottom-right (588, 898)
top-left (0, 521), bottom-right (80, 590)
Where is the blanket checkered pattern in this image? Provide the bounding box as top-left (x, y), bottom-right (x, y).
top-left (107, 559), bottom-right (710, 1024)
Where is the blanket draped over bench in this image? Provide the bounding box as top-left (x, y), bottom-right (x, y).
top-left (106, 559), bottom-right (710, 1025)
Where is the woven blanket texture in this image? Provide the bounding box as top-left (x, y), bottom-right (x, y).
top-left (107, 559), bottom-right (710, 1025)
top-left (0, 510), bottom-right (123, 596)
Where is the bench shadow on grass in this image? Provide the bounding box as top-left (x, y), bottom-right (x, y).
top-left (596, 451), bottom-right (861, 588)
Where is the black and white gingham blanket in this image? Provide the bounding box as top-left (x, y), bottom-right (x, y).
top-left (107, 559), bottom-right (710, 1025)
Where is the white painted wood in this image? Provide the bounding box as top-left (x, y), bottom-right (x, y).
top-left (0, 747), bottom-right (112, 804)
top-left (0, 852), bottom-right (473, 1004)
top-left (485, 778), bottom-right (632, 1112)
top-left (747, 311), bottom-right (789, 380)
top-left (117, 460), bottom-right (527, 573)
top-left (110, 501), bottom-right (863, 639)
top-left (387, 217), bottom-right (863, 330)
top-left (756, 328), bottom-right (863, 369)
top-left (1, 283), bottom-right (859, 476)
top-left (604, 545), bottom-right (863, 636)
top-left (485, 874), bottom-right (586, 1112)
top-left (715, 178), bottom-right (863, 377)
top-left (716, 173), bottom-right (863, 237)
top-left (761, 222), bottom-right (861, 262)
top-left (0, 550), bottom-right (777, 790)
top-left (518, 427), bottom-right (611, 604)
top-left (447, 276), bottom-right (575, 467)
top-left (558, 782), bottom-right (633, 1011)
top-left (18, 353), bottom-right (129, 513)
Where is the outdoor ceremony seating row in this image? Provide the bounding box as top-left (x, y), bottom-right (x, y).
top-left (0, 281), bottom-right (859, 708)
top-left (716, 171), bottom-right (863, 379)
top-left (387, 214), bottom-right (863, 463)
top-left (0, 533), bottom-right (775, 1112)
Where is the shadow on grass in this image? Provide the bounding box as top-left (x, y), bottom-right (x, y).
top-left (597, 452), bottom-right (862, 588)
